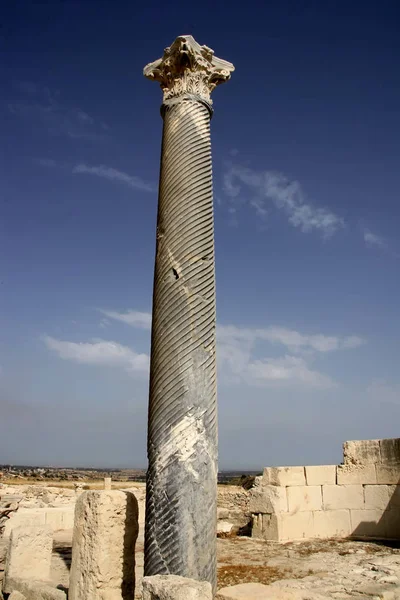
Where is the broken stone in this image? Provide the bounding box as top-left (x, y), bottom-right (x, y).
top-left (142, 575), bottom-right (212, 599)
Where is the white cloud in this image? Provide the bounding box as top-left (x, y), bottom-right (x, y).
top-left (73, 164), bottom-right (156, 193)
top-left (364, 229), bottom-right (388, 250)
top-left (247, 355), bottom-right (334, 388)
top-left (98, 309), bottom-right (152, 329)
top-left (43, 336), bottom-right (149, 374)
top-left (223, 165), bottom-right (345, 237)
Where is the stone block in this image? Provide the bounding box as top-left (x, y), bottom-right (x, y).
top-left (217, 520), bottom-right (234, 535)
top-left (61, 508), bottom-right (74, 529)
top-left (4, 526), bottom-right (53, 594)
top-left (216, 582), bottom-right (277, 599)
top-left (248, 485), bottom-right (288, 514)
top-left (305, 465), bottom-right (336, 486)
top-left (384, 509), bottom-right (400, 538)
top-left (322, 485), bottom-right (364, 510)
top-left (364, 485), bottom-right (391, 510)
top-left (376, 464), bottom-right (400, 484)
top-left (45, 509), bottom-right (64, 530)
top-left (379, 439), bottom-right (400, 465)
top-left (251, 513), bottom-right (280, 540)
top-left (287, 485), bottom-right (322, 512)
top-left (104, 477), bottom-right (112, 490)
top-left (279, 511), bottom-right (314, 541)
top-left (388, 485), bottom-right (400, 507)
top-left (3, 578), bottom-right (66, 600)
top-left (142, 575), bottom-right (212, 600)
top-left (3, 509), bottom-right (47, 536)
top-left (350, 509), bottom-right (386, 538)
top-left (69, 490), bottom-right (138, 600)
top-left (343, 440), bottom-right (380, 465)
top-left (313, 509), bottom-right (351, 538)
top-left (263, 466), bottom-right (305, 487)
top-left (337, 464), bottom-right (377, 485)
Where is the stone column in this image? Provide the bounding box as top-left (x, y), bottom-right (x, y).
top-left (143, 36), bottom-right (234, 593)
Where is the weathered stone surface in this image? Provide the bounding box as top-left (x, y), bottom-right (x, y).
top-left (337, 464), bottom-right (377, 485)
top-left (364, 485), bottom-right (391, 510)
top-left (322, 485), bottom-right (364, 510)
top-left (4, 526), bottom-right (53, 593)
top-left (287, 485), bottom-right (322, 512)
top-left (4, 578), bottom-right (66, 600)
top-left (217, 521), bottom-right (234, 535)
top-left (388, 485), bottom-right (400, 507)
top-left (249, 485), bottom-right (287, 514)
top-left (263, 467), bottom-right (305, 487)
top-left (104, 477), bottom-right (112, 490)
top-left (8, 591), bottom-right (26, 600)
top-left (142, 575), bottom-right (212, 599)
top-left (280, 511), bottom-right (314, 541)
top-left (350, 509), bottom-right (386, 538)
top-left (69, 490), bottom-right (138, 600)
top-left (305, 465), bottom-right (336, 486)
top-left (216, 582), bottom-right (326, 599)
top-left (379, 439), bottom-right (400, 465)
top-left (376, 464), bottom-right (400, 485)
top-left (313, 509), bottom-right (352, 538)
top-left (343, 440), bottom-right (380, 465)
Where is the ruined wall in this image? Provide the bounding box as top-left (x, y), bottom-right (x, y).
top-left (250, 438), bottom-right (400, 542)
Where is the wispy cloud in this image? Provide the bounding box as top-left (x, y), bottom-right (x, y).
top-left (99, 309), bottom-right (152, 329)
top-left (98, 308), bottom-right (364, 388)
top-left (73, 164), bottom-right (156, 192)
top-left (9, 82), bottom-right (108, 140)
top-left (43, 336), bottom-right (149, 374)
top-left (364, 229), bottom-right (388, 251)
top-left (223, 165), bottom-right (345, 237)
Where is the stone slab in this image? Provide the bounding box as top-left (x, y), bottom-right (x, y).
top-left (313, 509), bottom-right (351, 538)
top-left (379, 439), bottom-right (400, 465)
top-left (364, 485), bottom-right (391, 510)
top-left (350, 509), bottom-right (386, 538)
top-left (4, 526), bottom-right (53, 594)
top-left (249, 485), bottom-right (288, 514)
top-left (376, 465), bottom-right (400, 485)
top-left (343, 440), bottom-right (380, 465)
top-left (263, 467), bottom-right (305, 487)
top-left (336, 464), bottom-right (377, 485)
top-left (280, 511), bottom-right (314, 541)
top-left (305, 465), bottom-right (336, 486)
top-left (142, 575), bottom-right (212, 599)
top-left (322, 485), bottom-right (364, 510)
top-left (4, 578), bottom-right (66, 600)
top-left (69, 490), bottom-right (138, 600)
top-left (216, 582), bottom-right (326, 599)
top-left (287, 485), bottom-right (322, 512)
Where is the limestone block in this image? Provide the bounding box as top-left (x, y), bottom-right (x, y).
top-left (383, 509), bottom-right (400, 538)
top-left (248, 485), bottom-right (288, 514)
top-left (142, 575), bottom-right (212, 599)
top-left (305, 465), bottom-right (336, 486)
top-left (69, 490), bottom-right (138, 600)
top-left (350, 509), bottom-right (386, 538)
top-left (336, 464), bottom-right (377, 485)
top-left (217, 508), bottom-right (230, 519)
top-left (104, 477), bottom-right (112, 490)
top-left (263, 466), bottom-right (305, 487)
top-left (376, 464), bottom-right (400, 484)
top-left (3, 578), bottom-right (66, 600)
top-left (322, 485), bottom-right (364, 510)
top-left (4, 526), bottom-right (53, 593)
top-left (217, 520), bottom-right (234, 535)
top-left (364, 485), bottom-right (390, 510)
top-left (61, 508), bottom-right (74, 529)
top-left (3, 509), bottom-right (47, 536)
top-left (343, 440), bottom-right (380, 465)
top-left (45, 509), bottom-right (64, 530)
top-left (388, 485), bottom-right (400, 507)
top-left (379, 439), bottom-right (400, 465)
top-left (313, 509), bottom-right (351, 538)
top-left (279, 511), bottom-right (314, 541)
top-left (287, 485), bottom-right (322, 512)
top-left (251, 513), bottom-right (266, 539)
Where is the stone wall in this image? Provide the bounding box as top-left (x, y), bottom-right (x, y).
top-left (250, 438), bottom-right (400, 542)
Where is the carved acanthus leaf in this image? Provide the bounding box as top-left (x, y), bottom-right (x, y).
top-left (144, 35), bottom-right (234, 102)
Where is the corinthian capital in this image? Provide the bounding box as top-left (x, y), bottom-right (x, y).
top-left (143, 35), bottom-right (234, 103)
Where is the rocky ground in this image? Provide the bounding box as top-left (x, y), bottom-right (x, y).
top-left (2, 484), bottom-right (400, 598)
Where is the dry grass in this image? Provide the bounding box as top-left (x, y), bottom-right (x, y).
top-left (217, 565), bottom-right (292, 589)
top-left (1, 478), bottom-right (144, 490)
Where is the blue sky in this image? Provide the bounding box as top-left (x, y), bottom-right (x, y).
top-left (1, 1), bottom-right (400, 469)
